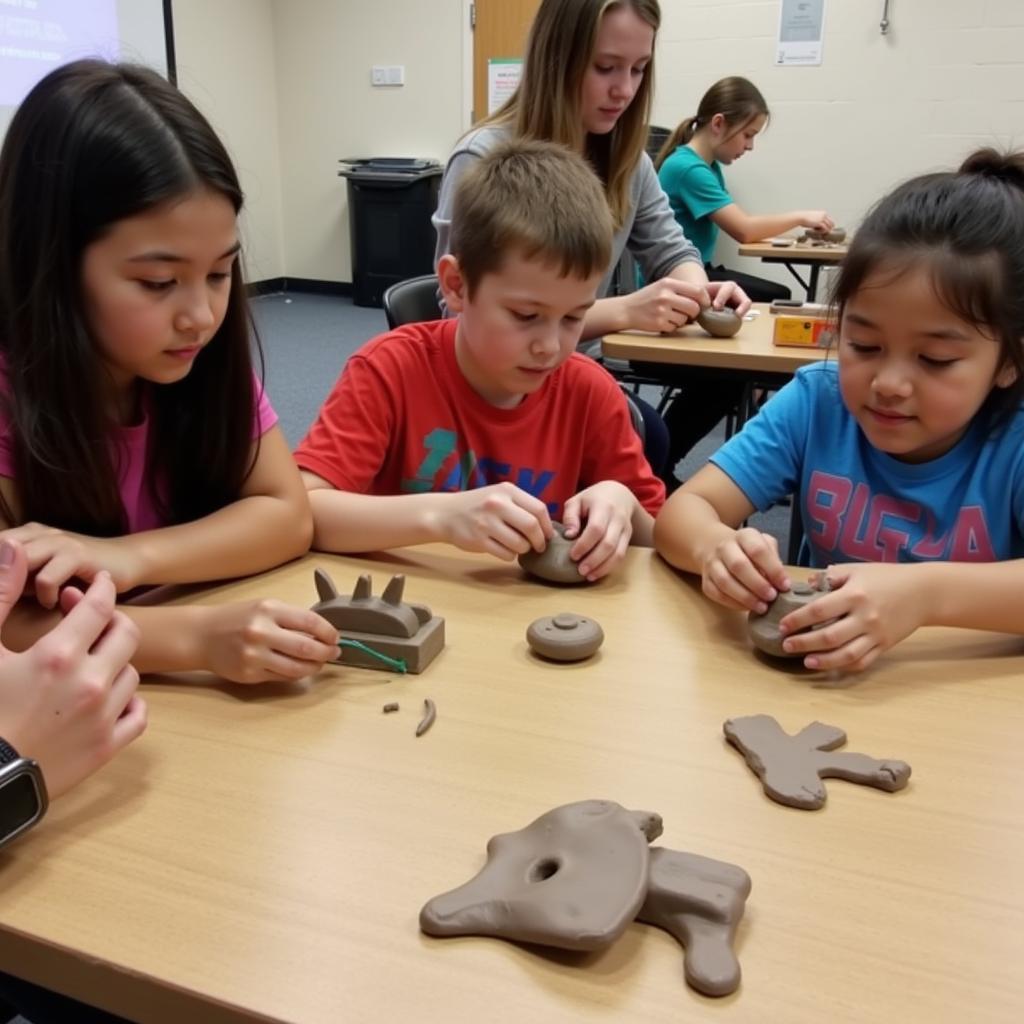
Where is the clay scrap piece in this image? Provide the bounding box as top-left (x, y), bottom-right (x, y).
top-left (526, 612), bottom-right (604, 662)
top-left (637, 848), bottom-right (752, 997)
top-left (382, 702), bottom-right (399, 713)
top-left (415, 698), bottom-right (436, 737)
top-left (696, 308), bottom-right (742, 338)
top-left (518, 522), bottom-right (590, 585)
top-left (420, 800), bottom-right (663, 951)
top-left (747, 578), bottom-right (830, 658)
top-left (311, 569), bottom-right (444, 674)
top-left (724, 714), bottom-right (912, 810)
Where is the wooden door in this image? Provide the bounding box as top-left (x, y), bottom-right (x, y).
top-left (472, 0), bottom-right (540, 123)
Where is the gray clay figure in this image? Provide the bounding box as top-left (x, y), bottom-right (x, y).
top-left (747, 580), bottom-right (829, 658)
top-left (310, 569), bottom-right (445, 673)
top-left (518, 522), bottom-right (589, 585)
top-left (696, 308), bottom-right (742, 338)
top-left (637, 848), bottom-right (752, 997)
top-left (723, 714), bottom-right (912, 810)
top-left (420, 800), bottom-right (662, 951)
top-left (526, 612), bottom-right (604, 662)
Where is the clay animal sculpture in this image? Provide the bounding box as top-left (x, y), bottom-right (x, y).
top-left (310, 569), bottom-right (445, 673)
top-left (518, 522), bottom-right (589, 585)
top-left (747, 579), bottom-right (830, 658)
top-left (420, 800), bottom-right (662, 951)
top-left (637, 848), bottom-right (752, 997)
top-left (696, 308), bottom-right (742, 338)
top-left (526, 612), bottom-right (604, 662)
top-left (723, 714), bottom-right (912, 810)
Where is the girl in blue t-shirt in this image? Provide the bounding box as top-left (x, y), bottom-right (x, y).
top-left (656, 77), bottom-right (834, 302)
top-left (654, 148), bottom-right (1024, 671)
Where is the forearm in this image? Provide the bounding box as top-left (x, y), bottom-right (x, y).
top-left (729, 212), bottom-right (807, 244)
top-left (127, 494), bottom-right (312, 585)
top-left (653, 493), bottom-right (735, 573)
top-left (309, 489), bottom-right (453, 553)
top-left (631, 506), bottom-right (656, 547)
top-left (919, 560), bottom-right (1024, 634)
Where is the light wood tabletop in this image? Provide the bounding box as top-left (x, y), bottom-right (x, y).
top-left (737, 241), bottom-right (848, 263)
top-left (1, 547), bottom-right (1022, 1023)
top-left (602, 303), bottom-right (830, 374)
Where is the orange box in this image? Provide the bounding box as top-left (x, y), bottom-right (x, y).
top-left (772, 314), bottom-right (837, 349)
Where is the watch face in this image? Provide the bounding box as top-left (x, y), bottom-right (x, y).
top-left (0, 767), bottom-right (45, 850)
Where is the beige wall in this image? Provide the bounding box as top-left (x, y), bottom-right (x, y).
top-left (171, 0), bottom-right (286, 281)
top-left (173, 0), bottom-right (1024, 288)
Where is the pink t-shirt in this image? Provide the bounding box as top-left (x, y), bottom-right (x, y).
top-left (0, 370), bottom-right (278, 532)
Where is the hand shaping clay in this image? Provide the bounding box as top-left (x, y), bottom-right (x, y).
top-left (311, 569), bottom-right (445, 673)
top-left (420, 800), bottom-right (662, 951)
top-left (696, 308), bottom-right (743, 338)
top-left (518, 522), bottom-right (589, 585)
top-left (723, 714), bottom-right (912, 810)
top-left (747, 579), bottom-right (830, 658)
top-left (637, 848), bottom-right (752, 997)
top-left (526, 612), bottom-right (604, 662)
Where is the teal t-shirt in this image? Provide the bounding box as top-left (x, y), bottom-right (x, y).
top-left (657, 146), bottom-right (732, 264)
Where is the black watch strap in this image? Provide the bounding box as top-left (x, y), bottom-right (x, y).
top-left (0, 737), bottom-right (21, 764)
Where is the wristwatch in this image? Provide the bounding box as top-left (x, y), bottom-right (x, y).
top-left (0, 737), bottom-right (48, 851)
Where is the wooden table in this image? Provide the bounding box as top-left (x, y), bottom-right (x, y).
top-left (737, 240), bottom-right (847, 301)
top-left (2, 547), bottom-right (1022, 1023)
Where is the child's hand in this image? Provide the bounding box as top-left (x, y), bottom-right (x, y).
top-left (622, 278), bottom-right (708, 333)
top-left (706, 280), bottom-right (753, 317)
top-left (438, 484), bottom-right (553, 560)
top-left (799, 210), bottom-right (835, 233)
top-left (778, 563), bottom-right (928, 672)
top-left (200, 601), bottom-right (340, 684)
top-left (563, 482), bottom-right (635, 581)
top-left (699, 526), bottom-right (790, 613)
top-left (0, 523), bottom-right (146, 608)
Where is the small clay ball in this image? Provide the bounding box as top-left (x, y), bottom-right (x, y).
top-left (747, 581), bottom-right (827, 658)
top-left (518, 522), bottom-right (589, 585)
top-left (696, 308), bottom-right (742, 338)
top-left (527, 612), bottom-right (604, 662)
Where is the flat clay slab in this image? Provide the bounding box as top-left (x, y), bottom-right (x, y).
top-left (724, 714), bottom-right (912, 810)
top-left (420, 800), bottom-right (662, 951)
top-left (696, 308), bottom-right (742, 338)
top-left (526, 612), bottom-right (604, 662)
top-left (747, 580), bottom-right (829, 658)
top-left (637, 848), bottom-right (752, 997)
top-left (518, 522), bottom-right (590, 585)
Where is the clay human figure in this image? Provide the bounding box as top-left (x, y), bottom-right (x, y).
top-left (420, 800), bottom-right (662, 951)
top-left (747, 579), bottom-right (830, 658)
top-left (723, 714), bottom-right (912, 810)
top-left (526, 612), bottom-right (604, 662)
top-left (518, 522), bottom-right (591, 585)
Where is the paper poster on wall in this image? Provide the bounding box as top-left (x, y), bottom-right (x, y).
top-left (487, 57), bottom-right (521, 115)
top-left (775, 0), bottom-right (825, 66)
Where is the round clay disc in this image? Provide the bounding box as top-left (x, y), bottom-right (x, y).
top-left (696, 308), bottom-right (742, 338)
top-left (527, 612), bottom-right (604, 662)
top-left (518, 523), bottom-right (589, 585)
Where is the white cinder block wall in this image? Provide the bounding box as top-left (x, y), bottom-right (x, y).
top-left (174, 0), bottom-right (1024, 288)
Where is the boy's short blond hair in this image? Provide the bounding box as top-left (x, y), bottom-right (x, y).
top-left (449, 139), bottom-right (613, 296)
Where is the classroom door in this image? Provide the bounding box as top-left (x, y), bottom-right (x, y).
top-left (472, 0), bottom-right (540, 123)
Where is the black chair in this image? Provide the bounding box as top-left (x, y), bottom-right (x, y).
top-left (381, 274), bottom-right (646, 444)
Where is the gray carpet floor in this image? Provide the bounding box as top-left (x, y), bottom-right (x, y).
top-left (250, 291), bottom-right (793, 550)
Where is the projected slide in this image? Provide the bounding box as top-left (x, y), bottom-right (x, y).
top-left (0, 0), bottom-right (119, 104)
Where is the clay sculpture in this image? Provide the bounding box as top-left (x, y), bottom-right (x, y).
top-left (723, 714), bottom-right (912, 810)
top-left (637, 848), bottom-right (752, 997)
top-left (518, 522), bottom-right (589, 585)
top-left (696, 308), bottom-right (742, 338)
top-left (420, 800), bottom-right (663, 951)
top-left (311, 569), bottom-right (445, 673)
top-left (747, 579), bottom-right (830, 658)
top-left (526, 612), bottom-right (604, 662)
top-left (799, 227), bottom-right (846, 244)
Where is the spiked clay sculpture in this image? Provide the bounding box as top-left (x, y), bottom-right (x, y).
top-left (310, 569), bottom-right (445, 673)
top-left (420, 800), bottom-right (752, 997)
top-left (724, 715), bottom-right (912, 810)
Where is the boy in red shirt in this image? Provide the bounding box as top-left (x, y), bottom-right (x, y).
top-left (296, 139), bottom-right (665, 582)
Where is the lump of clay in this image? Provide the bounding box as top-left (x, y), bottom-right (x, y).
top-left (723, 714), bottom-right (912, 810)
top-left (800, 227), bottom-right (846, 244)
top-left (518, 522), bottom-right (589, 585)
top-left (696, 308), bottom-right (742, 338)
top-left (747, 580), bottom-right (828, 658)
top-left (638, 848), bottom-right (752, 997)
top-left (420, 800), bottom-right (662, 951)
top-left (526, 612), bottom-right (604, 662)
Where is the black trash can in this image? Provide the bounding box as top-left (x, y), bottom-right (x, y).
top-left (338, 157), bottom-right (443, 307)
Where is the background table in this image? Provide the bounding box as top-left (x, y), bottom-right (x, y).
top-left (1, 548), bottom-right (1022, 1023)
top-left (737, 241), bottom-right (848, 301)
